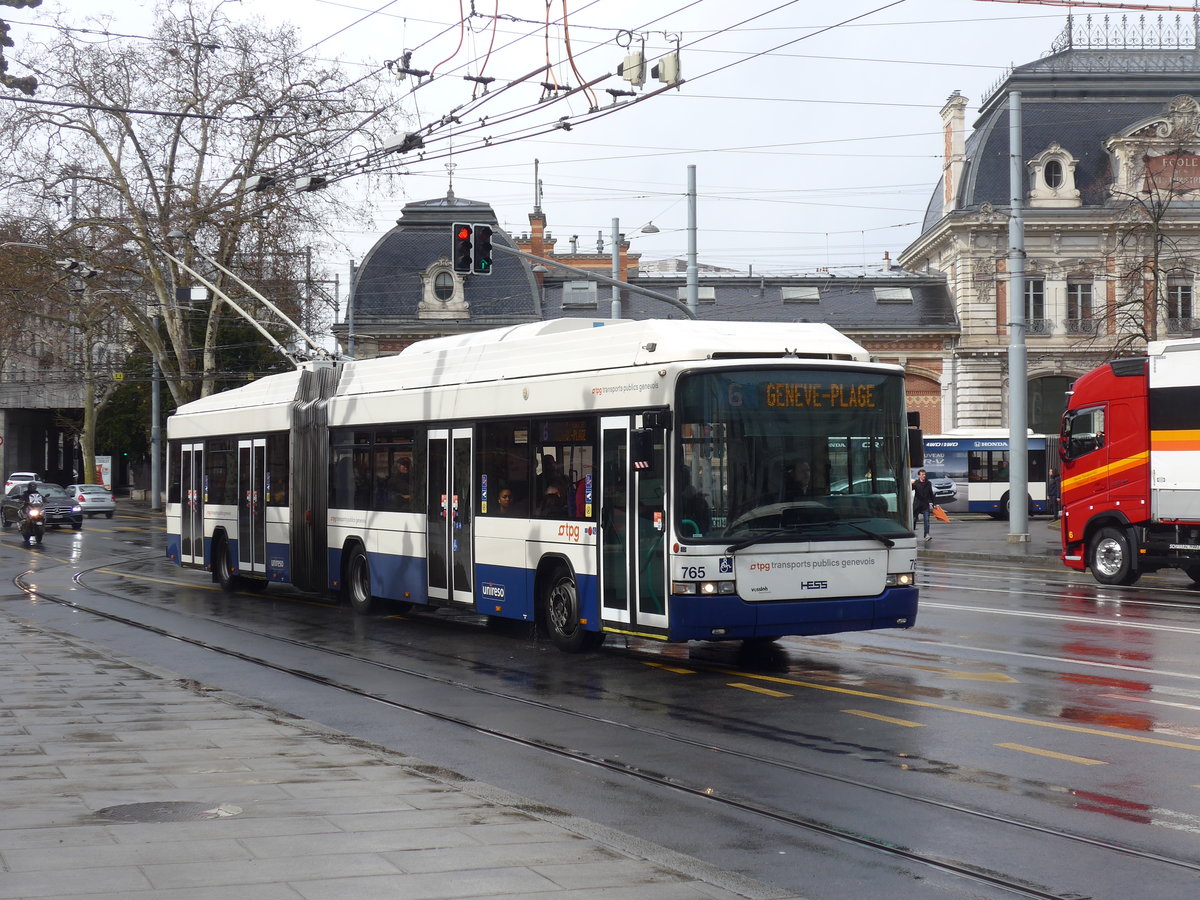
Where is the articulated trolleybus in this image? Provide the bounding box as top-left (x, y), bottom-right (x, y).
top-left (166, 319), bottom-right (918, 652)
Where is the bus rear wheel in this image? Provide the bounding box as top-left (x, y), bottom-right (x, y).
top-left (540, 568), bottom-right (605, 653)
top-left (215, 537), bottom-right (240, 593)
top-left (344, 545), bottom-right (376, 615)
top-left (1089, 526), bottom-right (1139, 586)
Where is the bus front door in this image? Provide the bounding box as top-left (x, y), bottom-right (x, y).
top-left (179, 442), bottom-right (204, 566)
top-left (237, 439), bottom-right (267, 580)
top-left (599, 417), bottom-right (668, 635)
top-left (426, 428), bottom-right (473, 606)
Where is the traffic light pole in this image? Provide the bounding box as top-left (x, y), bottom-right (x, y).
top-left (493, 244), bottom-right (698, 319)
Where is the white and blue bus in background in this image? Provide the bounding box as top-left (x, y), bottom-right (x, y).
top-left (917, 429), bottom-right (1058, 519)
top-left (166, 319), bottom-right (919, 653)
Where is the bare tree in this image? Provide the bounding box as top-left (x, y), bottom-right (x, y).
top-left (1109, 154), bottom-right (1200, 355)
top-left (0, 0), bottom-right (408, 406)
top-left (0, 0), bottom-right (39, 95)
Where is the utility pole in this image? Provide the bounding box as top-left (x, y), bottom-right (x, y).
top-left (686, 164), bottom-right (698, 313)
top-left (1008, 91), bottom-right (1029, 542)
top-left (611, 218), bottom-right (622, 319)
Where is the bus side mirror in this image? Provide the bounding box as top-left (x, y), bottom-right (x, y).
top-left (632, 428), bottom-right (656, 473)
top-left (908, 427), bottom-right (924, 467)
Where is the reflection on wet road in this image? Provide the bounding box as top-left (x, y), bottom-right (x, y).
top-left (7, 520), bottom-right (1200, 899)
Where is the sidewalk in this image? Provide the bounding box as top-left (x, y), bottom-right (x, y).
top-left (0, 609), bottom-right (791, 900)
top-left (916, 513), bottom-right (1063, 565)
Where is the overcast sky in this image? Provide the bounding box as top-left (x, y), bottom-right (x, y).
top-left (11, 1), bottom-right (1129, 282)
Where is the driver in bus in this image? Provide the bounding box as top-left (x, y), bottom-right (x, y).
top-left (781, 458), bottom-right (814, 500)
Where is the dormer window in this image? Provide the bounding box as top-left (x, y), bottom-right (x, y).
top-left (419, 259), bottom-right (470, 320)
top-left (434, 271), bottom-right (454, 301)
top-left (1028, 143), bottom-right (1081, 208)
top-left (1043, 159), bottom-right (1064, 189)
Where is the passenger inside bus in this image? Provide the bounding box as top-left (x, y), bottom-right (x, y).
top-left (539, 484), bottom-right (568, 517)
top-left (537, 454), bottom-right (570, 502)
top-left (496, 485), bottom-right (527, 516)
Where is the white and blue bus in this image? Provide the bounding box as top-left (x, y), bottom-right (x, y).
top-left (167, 319), bottom-right (918, 652)
top-left (918, 429), bottom-right (1058, 519)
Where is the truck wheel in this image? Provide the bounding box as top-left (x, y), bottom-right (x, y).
top-left (539, 567), bottom-right (605, 653)
top-left (1089, 526), bottom-right (1139, 586)
top-left (1183, 563), bottom-right (1200, 585)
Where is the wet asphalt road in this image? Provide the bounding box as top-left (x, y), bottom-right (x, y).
top-left (5, 513), bottom-right (1200, 899)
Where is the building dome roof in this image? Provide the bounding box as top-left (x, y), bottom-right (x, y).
top-left (354, 192), bottom-right (541, 322)
top-left (918, 31), bottom-right (1200, 234)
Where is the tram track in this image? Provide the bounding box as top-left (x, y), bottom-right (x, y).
top-left (8, 552), bottom-right (1200, 898)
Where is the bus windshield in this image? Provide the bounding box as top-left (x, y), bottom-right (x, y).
top-left (676, 368), bottom-right (909, 541)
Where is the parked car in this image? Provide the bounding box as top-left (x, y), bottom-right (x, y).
top-left (829, 476), bottom-right (899, 513)
top-left (920, 470), bottom-right (958, 502)
top-left (66, 483), bottom-right (117, 519)
top-left (4, 471), bottom-right (38, 493)
top-left (1, 482), bottom-right (83, 530)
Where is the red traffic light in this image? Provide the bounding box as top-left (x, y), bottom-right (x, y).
top-left (456, 224), bottom-right (471, 241)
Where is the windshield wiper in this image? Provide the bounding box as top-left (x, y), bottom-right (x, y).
top-left (726, 519), bottom-right (895, 554)
top-left (725, 528), bottom-right (794, 554)
top-left (842, 520), bottom-right (895, 549)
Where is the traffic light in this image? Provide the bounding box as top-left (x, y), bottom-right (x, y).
top-left (472, 224), bottom-right (493, 275)
top-left (452, 222), bottom-right (473, 273)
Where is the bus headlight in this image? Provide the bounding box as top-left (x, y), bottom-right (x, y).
top-left (673, 580), bottom-right (737, 595)
top-left (886, 572), bottom-right (916, 587)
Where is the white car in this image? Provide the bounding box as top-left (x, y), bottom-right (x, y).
top-left (5, 472), bottom-right (39, 492)
top-left (66, 483), bottom-right (117, 518)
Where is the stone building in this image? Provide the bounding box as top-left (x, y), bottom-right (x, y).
top-left (900, 15), bottom-right (1200, 434)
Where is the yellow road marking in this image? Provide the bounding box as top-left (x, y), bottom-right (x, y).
top-left (996, 743), bottom-right (1106, 766)
top-left (728, 682), bottom-right (791, 698)
top-left (942, 671), bottom-right (1019, 682)
top-left (97, 568), bottom-right (218, 590)
top-left (708, 667), bottom-right (1200, 752)
top-left (843, 709), bottom-right (925, 728)
top-left (642, 661), bottom-right (696, 675)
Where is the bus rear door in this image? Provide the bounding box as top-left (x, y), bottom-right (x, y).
top-left (427, 427), bottom-right (473, 606)
top-left (599, 416), bottom-right (669, 637)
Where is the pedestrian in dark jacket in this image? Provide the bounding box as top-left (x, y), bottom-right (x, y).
top-left (912, 469), bottom-right (935, 541)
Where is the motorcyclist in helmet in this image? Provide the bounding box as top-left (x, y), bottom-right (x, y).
top-left (19, 481), bottom-right (44, 508)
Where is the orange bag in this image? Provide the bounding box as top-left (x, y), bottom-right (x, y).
top-left (932, 505), bottom-right (950, 523)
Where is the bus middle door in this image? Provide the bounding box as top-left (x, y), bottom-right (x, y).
top-left (426, 428), bottom-right (473, 606)
top-left (599, 416), bottom-right (669, 636)
top-left (179, 442), bottom-right (204, 566)
top-left (237, 439), bottom-right (267, 579)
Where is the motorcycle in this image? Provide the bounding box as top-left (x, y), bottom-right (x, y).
top-left (19, 502), bottom-right (45, 546)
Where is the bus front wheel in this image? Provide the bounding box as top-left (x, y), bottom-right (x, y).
top-left (540, 568), bottom-right (605, 653)
top-left (344, 545), bottom-right (376, 615)
top-left (1089, 526), bottom-right (1139, 586)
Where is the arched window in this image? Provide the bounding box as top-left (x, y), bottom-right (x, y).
top-left (434, 271), bottom-right (454, 300)
top-left (1043, 159), bottom-right (1063, 189)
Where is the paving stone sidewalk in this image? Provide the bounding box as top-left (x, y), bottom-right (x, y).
top-left (0, 609), bottom-right (795, 900)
